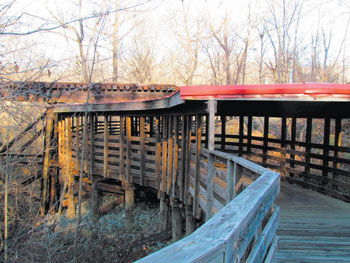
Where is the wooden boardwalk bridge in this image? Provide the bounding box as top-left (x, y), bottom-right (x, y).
top-left (1, 81), bottom-right (350, 262)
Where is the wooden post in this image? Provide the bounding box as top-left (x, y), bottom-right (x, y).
top-left (281, 117), bottom-right (287, 177)
top-left (305, 117), bottom-right (312, 176)
top-left (171, 200), bottom-right (183, 242)
top-left (66, 117), bottom-right (74, 218)
top-left (75, 115), bottom-right (81, 172)
top-left (179, 116), bottom-right (187, 202)
top-left (239, 116), bottom-right (244, 156)
top-left (155, 117), bottom-right (161, 196)
top-left (161, 116), bottom-right (168, 196)
top-left (205, 153), bottom-right (214, 221)
top-left (50, 113), bottom-right (58, 211)
top-left (89, 114), bottom-right (94, 180)
top-left (184, 116), bottom-right (192, 204)
top-left (126, 116), bottom-right (132, 183)
top-left (167, 116), bottom-right (173, 195)
top-left (208, 100), bottom-right (217, 151)
top-left (125, 182), bottom-right (134, 231)
top-left (185, 203), bottom-right (196, 236)
top-left (119, 116), bottom-right (125, 186)
top-left (221, 115), bottom-right (226, 150)
top-left (193, 115), bottom-right (202, 219)
top-left (160, 197), bottom-right (169, 231)
top-left (333, 118), bottom-right (341, 173)
top-left (140, 116), bottom-right (146, 186)
top-left (172, 116), bottom-right (179, 198)
top-left (263, 116), bottom-right (269, 163)
top-left (323, 118), bottom-right (330, 182)
top-left (103, 115), bottom-right (109, 178)
top-left (290, 117), bottom-right (297, 177)
top-left (247, 116), bottom-right (252, 154)
top-left (226, 160), bottom-right (236, 204)
top-left (41, 110), bottom-right (55, 215)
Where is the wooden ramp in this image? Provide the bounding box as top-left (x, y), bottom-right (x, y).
top-left (275, 181), bottom-right (350, 263)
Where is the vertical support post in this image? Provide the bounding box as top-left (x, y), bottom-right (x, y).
top-left (119, 116), bottom-right (125, 186)
top-left (66, 117), bottom-right (74, 218)
top-left (41, 110), bottom-right (55, 215)
top-left (161, 116), bottom-right (168, 196)
top-left (205, 153), bottom-right (214, 221)
top-left (247, 116), bottom-right (252, 154)
top-left (193, 115), bottom-right (202, 218)
top-left (75, 115), bottom-right (81, 172)
top-left (171, 200), bottom-right (183, 242)
top-left (155, 117), bottom-right (161, 196)
top-left (160, 197), bottom-right (169, 231)
top-left (103, 115), bottom-right (109, 178)
top-left (263, 116), bottom-right (269, 163)
top-left (50, 113), bottom-right (58, 211)
top-left (89, 114), bottom-right (94, 180)
top-left (172, 116), bottom-right (179, 199)
top-left (290, 117), bottom-right (297, 177)
top-left (305, 118), bottom-right (312, 175)
top-left (239, 116), bottom-right (244, 156)
top-left (185, 202), bottom-right (196, 236)
top-left (333, 118), bottom-right (342, 172)
top-left (126, 116), bottom-right (132, 183)
top-left (167, 116), bottom-right (173, 195)
top-left (208, 100), bottom-right (217, 151)
top-left (221, 115), bottom-right (226, 150)
top-left (184, 115), bottom-right (192, 204)
top-left (281, 117), bottom-right (287, 177)
top-left (226, 160), bottom-right (236, 204)
top-left (179, 116), bottom-right (187, 202)
top-left (323, 118), bottom-right (330, 182)
top-left (140, 116), bottom-right (146, 186)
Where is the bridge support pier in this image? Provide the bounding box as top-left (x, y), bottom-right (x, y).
top-left (160, 196), bottom-right (169, 231)
top-left (185, 204), bottom-right (196, 236)
top-left (125, 182), bottom-right (134, 230)
top-left (171, 200), bottom-right (183, 242)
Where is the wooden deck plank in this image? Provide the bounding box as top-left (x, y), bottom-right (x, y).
top-left (275, 181), bottom-right (350, 263)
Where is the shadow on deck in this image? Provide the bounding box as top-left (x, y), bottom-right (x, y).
top-left (275, 181), bottom-right (350, 263)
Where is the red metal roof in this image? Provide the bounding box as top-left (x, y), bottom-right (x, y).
top-left (180, 83), bottom-right (350, 100)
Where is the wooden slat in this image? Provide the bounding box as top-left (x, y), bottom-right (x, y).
top-left (103, 115), bottom-right (109, 178)
top-left (140, 117), bottom-right (146, 186)
top-left (193, 115), bottom-right (202, 218)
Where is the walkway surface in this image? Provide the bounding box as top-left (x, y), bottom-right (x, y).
top-left (275, 181), bottom-right (350, 262)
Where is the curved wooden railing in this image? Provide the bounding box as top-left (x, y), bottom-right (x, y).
top-left (138, 150), bottom-right (280, 263)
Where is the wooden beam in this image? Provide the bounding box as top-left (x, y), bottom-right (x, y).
top-left (221, 115), bottom-right (226, 150)
top-left (140, 116), bottom-right (146, 186)
top-left (323, 118), bottom-right (330, 180)
top-left (239, 116), bottom-right (244, 157)
top-left (65, 117), bottom-right (74, 218)
top-left (103, 115), bottom-right (109, 178)
top-left (75, 115), bottom-right (81, 172)
top-left (184, 115), bottom-right (193, 205)
top-left (208, 100), bottom-right (217, 151)
top-left (126, 116), bottom-right (132, 183)
top-left (89, 114), bottom-right (94, 180)
top-left (179, 116), bottom-right (187, 202)
top-left (167, 116), bottom-right (173, 195)
top-left (119, 116), bottom-right (125, 186)
top-left (161, 116), bottom-right (168, 196)
top-left (263, 116), bottom-right (269, 163)
top-left (41, 110), bottom-right (54, 215)
top-left (155, 117), bottom-right (161, 196)
top-left (305, 118), bottom-right (312, 175)
top-left (205, 153), bottom-right (214, 221)
top-left (193, 115), bottom-right (202, 218)
top-left (226, 160), bottom-right (236, 204)
top-left (172, 116), bottom-right (179, 198)
top-left (290, 117), bottom-right (297, 177)
top-left (247, 116), bottom-right (252, 154)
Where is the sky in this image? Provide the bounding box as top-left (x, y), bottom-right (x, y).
top-left (2, 0), bottom-right (350, 81)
